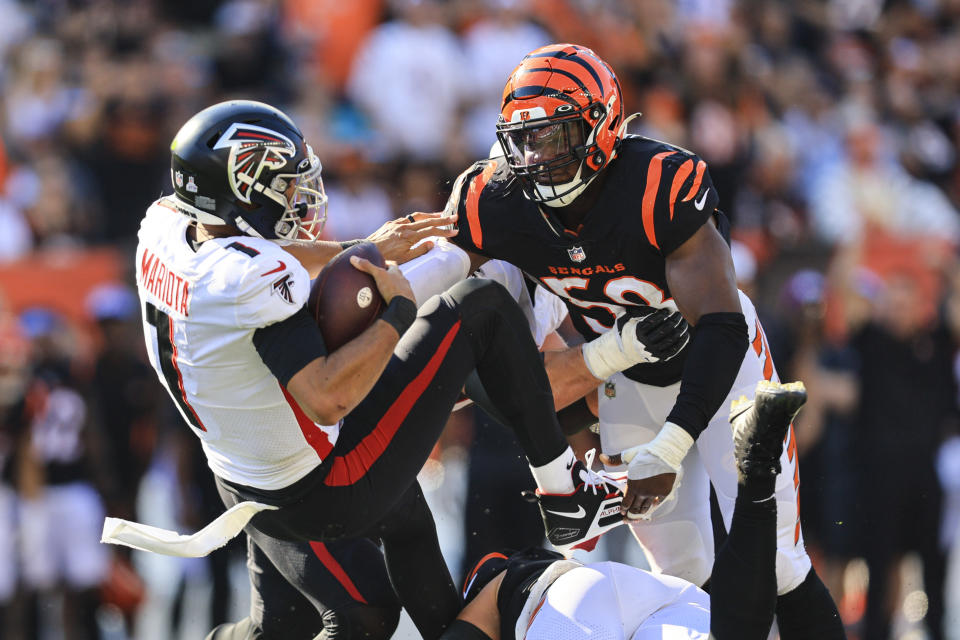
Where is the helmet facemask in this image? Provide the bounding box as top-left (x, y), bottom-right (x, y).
top-left (497, 103), bottom-right (606, 207)
top-left (266, 151), bottom-right (328, 242)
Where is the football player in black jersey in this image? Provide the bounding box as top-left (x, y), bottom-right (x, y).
top-left (445, 44), bottom-right (844, 639)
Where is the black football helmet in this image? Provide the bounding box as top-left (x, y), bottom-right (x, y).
top-left (170, 100), bottom-right (327, 241)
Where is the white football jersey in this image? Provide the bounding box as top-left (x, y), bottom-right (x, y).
top-left (135, 198), bottom-right (339, 490)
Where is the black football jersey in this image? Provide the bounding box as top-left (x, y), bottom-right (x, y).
top-left (449, 135), bottom-right (726, 386)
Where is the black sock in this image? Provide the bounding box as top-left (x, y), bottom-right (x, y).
top-left (709, 490), bottom-right (777, 640)
top-left (775, 568), bottom-right (846, 640)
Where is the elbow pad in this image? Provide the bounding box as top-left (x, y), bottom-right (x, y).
top-left (398, 239), bottom-right (471, 306)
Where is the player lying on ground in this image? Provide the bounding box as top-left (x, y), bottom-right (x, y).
top-left (116, 100), bottom-right (639, 640)
top-left (404, 42), bottom-right (844, 638)
top-left (440, 380), bottom-right (808, 640)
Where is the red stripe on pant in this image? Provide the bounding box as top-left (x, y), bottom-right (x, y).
top-left (280, 384), bottom-right (334, 459)
top-left (324, 320), bottom-right (462, 486)
top-left (309, 541), bottom-right (368, 604)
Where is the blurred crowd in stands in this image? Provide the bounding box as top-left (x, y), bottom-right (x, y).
top-left (1, 0), bottom-right (960, 638)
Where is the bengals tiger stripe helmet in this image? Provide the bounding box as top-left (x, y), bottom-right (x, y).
top-left (497, 44), bottom-right (627, 207)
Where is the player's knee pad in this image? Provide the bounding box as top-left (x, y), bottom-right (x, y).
top-left (315, 603), bottom-right (401, 640)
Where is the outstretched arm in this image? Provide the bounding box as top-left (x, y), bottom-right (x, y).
top-left (283, 212), bottom-right (458, 278)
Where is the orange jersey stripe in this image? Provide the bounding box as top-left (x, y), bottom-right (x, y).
top-left (788, 423), bottom-right (802, 544)
top-left (462, 551), bottom-right (508, 596)
top-left (761, 339), bottom-right (773, 381)
top-left (788, 425), bottom-right (800, 487)
top-left (752, 318), bottom-right (774, 380)
top-left (752, 319), bottom-right (764, 356)
top-left (682, 160), bottom-right (707, 201)
top-left (465, 160), bottom-right (498, 250)
top-left (525, 592), bottom-right (550, 636)
top-left (641, 151), bottom-right (676, 251)
top-left (668, 159), bottom-right (694, 220)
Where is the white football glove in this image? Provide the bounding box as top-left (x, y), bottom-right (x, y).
top-left (614, 422), bottom-right (694, 520)
top-left (582, 307), bottom-right (689, 380)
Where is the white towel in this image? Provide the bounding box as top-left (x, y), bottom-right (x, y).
top-left (101, 501), bottom-right (277, 558)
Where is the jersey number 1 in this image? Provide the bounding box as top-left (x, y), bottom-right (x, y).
top-left (145, 302), bottom-right (206, 431)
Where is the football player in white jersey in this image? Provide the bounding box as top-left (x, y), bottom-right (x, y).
top-left (440, 381), bottom-right (808, 640)
top-left (131, 100), bottom-right (645, 640)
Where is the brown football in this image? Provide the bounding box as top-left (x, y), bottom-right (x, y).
top-left (308, 242), bottom-right (386, 350)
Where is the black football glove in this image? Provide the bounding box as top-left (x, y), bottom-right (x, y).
top-left (616, 307), bottom-right (690, 363)
top-left (582, 306), bottom-right (690, 380)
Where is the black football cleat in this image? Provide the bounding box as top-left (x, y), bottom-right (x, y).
top-left (729, 380), bottom-right (807, 483)
top-left (535, 453), bottom-right (625, 556)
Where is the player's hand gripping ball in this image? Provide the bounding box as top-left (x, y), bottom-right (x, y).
top-left (308, 242), bottom-right (386, 350)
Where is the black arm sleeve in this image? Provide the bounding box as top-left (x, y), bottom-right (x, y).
top-left (252, 307), bottom-right (328, 386)
top-left (665, 312), bottom-right (749, 440)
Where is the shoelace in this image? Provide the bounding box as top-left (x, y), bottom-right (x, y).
top-left (579, 449), bottom-right (626, 495)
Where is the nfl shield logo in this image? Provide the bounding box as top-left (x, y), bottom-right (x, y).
top-left (567, 245), bottom-right (586, 262)
top-left (175, 171), bottom-right (184, 188)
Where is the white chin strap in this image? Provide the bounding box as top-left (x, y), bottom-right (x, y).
top-left (535, 172), bottom-right (596, 207)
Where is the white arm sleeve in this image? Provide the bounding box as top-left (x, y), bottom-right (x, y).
top-left (398, 238), bottom-right (471, 306)
top-left (532, 285), bottom-right (569, 347)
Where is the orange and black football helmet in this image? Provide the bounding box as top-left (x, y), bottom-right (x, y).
top-left (496, 44), bottom-right (628, 207)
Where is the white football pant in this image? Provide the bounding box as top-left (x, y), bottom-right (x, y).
top-left (598, 290), bottom-right (811, 594)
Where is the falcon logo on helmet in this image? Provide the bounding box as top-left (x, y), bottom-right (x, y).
top-left (214, 123), bottom-right (297, 204)
top-left (170, 100), bottom-right (329, 242)
top-left (496, 44), bottom-right (635, 207)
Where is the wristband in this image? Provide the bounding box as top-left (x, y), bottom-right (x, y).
top-left (379, 296), bottom-right (417, 336)
top-left (645, 422), bottom-right (695, 469)
top-left (619, 421), bottom-right (694, 474)
top-left (581, 328), bottom-right (631, 380)
top-left (339, 239), bottom-right (364, 251)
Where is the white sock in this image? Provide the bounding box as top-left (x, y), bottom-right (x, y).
top-left (530, 448), bottom-right (577, 494)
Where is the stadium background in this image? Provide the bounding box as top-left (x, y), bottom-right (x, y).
top-left (0, 0), bottom-right (959, 638)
